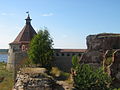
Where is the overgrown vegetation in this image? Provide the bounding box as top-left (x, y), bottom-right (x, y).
top-left (0, 62), bottom-right (13, 90)
top-left (72, 55), bottom-right (79, 70)
top-left (113, 88), bottom-right (120, 90)
top-left (72, 56), bottom-right (112, 90)
top-left (50, 67), bottom-right (70, 81)
top-left (74, 64), bottom-right (112, 90)
top-left (103, 50), bottom-right (114, 66)
top-left (28, 29), bottom-right (54, 70)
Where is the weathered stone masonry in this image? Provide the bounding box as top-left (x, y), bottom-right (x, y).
top-left (80, 33), bottom-right (120, 87)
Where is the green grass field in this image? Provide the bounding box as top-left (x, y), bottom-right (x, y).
top-left (0, 62), bottom-right (14, 90)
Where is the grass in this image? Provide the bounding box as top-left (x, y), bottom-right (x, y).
top-left (0, 62), bottom-right (14, 90)
top-left (50, 67), bottom-right (71, 81)
top-left (97, 33), bottom-right (120, 38)
top-left (104, 57), bottom-right (113, 66)
top-left (113, 88), bottom-right (120, 90)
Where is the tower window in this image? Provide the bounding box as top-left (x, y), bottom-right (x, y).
top-left (22, 45), bottom-right (26, 51)
top-left (21, 45), bottom-right (28, 51)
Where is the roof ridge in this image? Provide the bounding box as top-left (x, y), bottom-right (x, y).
top-left (10, 16), bottom-right (37, 44)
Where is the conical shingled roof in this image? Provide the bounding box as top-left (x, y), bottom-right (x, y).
top-left (11, 14), bottom-right (37, 44)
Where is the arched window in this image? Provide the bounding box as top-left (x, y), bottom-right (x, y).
top-left (22, 45), bottom-right (26, 51)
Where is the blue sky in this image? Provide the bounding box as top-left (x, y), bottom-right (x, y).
top-left (0, 0), bottom-right (120, 49)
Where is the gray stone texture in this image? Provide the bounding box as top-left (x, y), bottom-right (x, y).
top-left (13, 68), bottom-right (55, 90)
top-left (80, 33), bottom-right (120, 88)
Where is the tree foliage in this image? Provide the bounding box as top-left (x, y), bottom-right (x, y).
top-left (28, 29), bottom-right (54, 69)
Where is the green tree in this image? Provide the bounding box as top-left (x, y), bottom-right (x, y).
top-left (28, 29), bottom-right (54, 70)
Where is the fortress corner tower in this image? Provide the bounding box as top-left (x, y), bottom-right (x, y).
top-left (7, 14), bottom-right (37, 71)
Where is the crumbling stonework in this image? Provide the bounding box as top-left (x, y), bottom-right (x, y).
top-left (13, 68), bottom-right (73, 90)
top-left (103, 50), bottom-right (114, 75)
top-left (80, 33), bottom-right (120, 88)
top-left (80, 33), bottom-right (120, 66)
top-left (102, 49), bottom-right (120, 87)
top-left (110, 50), bottom-right (120, 87)
top-left (87, 33), bottom-right (120, 51)
top-left (13, 68), bottom-right (56, 90)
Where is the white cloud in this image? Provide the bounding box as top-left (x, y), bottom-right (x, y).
top-left (1, 13), bottom-right (7, 16)
top-left (62, 34), bottom-right (68, 38)
top-left (1, 12), bottom-right (15, 16)
top-left (9, 13), bottom-right (15, 16)
top-left (42, 13), bottom-right (54, 16)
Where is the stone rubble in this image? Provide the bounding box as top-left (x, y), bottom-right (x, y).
top-left (13, 67), bottom-right (73, 90)
top-left (13, 68), bottom-right (55, 90)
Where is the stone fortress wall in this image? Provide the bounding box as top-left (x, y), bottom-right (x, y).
top-left (53, 49), bottom-right (84, 72)
top-left (7, 44), bottom-right (28, 71)
top-left (7, 48), bottom-right (85, 72)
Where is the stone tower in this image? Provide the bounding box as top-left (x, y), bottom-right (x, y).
top-left (7, 14), bottom-right (37, 71)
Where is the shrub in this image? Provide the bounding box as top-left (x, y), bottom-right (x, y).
top-left (73, 64), bottom-right (112, 90)
top-left (113, 88), bottom-right (120, 90)
top-left (50, 67), bottom-right (70, 80)
top-left (72, 55), bottom-right (79, 70)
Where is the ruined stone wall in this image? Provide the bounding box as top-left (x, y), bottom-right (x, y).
top-left (109, 50), bottom-right (120, 87)
top-left (87, 34), bottom-right (120, 51)
top-left (80, 33), bottom-right (120, 88)
top-left (80, 33), bottom-right (120, 67)
top-left (13, 68), bottom-right (56, 90)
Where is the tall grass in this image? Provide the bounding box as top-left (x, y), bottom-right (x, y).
top-left (0, 62), bottom-right (14, 90)
top-left (50, 67), bottom-right (70, 80)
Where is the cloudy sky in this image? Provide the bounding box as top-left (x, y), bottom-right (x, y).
top-left (0, 0), bottom-right (120, 49)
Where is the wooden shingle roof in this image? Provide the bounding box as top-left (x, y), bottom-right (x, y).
top-left (10, 14), bottom-right (36, 44)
